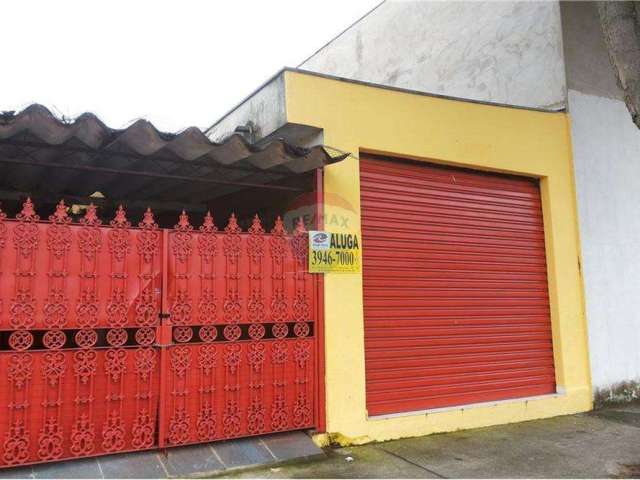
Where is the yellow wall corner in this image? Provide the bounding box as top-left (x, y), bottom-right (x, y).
top-left (283, 70), bottom-right (592, 442)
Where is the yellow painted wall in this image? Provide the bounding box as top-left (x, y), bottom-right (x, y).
top-left (283, 70), bottom-right (592, 444)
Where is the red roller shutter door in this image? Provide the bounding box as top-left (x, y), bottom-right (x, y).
top-left (360, 154), bottom-right (556, 416)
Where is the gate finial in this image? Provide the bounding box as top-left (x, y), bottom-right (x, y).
top-left (0, 203), bottom-right (7, 249)
top-left (49, 199), bottom-right (70, 224)
top-left (200, 211), bottom-right (218, 234)
top-left (175, 210), bottom-right (192, 232)
top-left (110, 205), bottom-right (130, 228)
top-left (139, 207), bottom-right (157, 229)
top-left (248, 214), bottom-right (264, 235)
top-left (16, 197), bottom-right (39, 222)
top-left (271, 216), bottom-right (287, 235)
top-left (224, 213), bottom-right (241, 234)
top-left (80, 203), bottom-right (101, 226)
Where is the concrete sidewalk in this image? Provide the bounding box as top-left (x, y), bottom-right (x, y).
top-left (224, 403), bottom-right (640, 478)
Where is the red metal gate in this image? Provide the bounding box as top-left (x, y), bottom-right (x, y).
top-left (0, 199), bottom-right (317, 468)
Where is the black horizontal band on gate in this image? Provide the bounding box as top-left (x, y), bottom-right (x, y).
top-left (0, 322), bottom-right (314, 352)
top-left (171, 322), bottom-right (315, 344)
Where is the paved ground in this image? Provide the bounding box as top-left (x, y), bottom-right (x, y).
top-left (0, 431), bottom-right (323, 479)
top-left (224, 403), bottom-right (640, 479)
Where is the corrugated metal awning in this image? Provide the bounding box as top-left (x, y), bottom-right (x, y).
top-left (0, 104), bottom-right (346, 204)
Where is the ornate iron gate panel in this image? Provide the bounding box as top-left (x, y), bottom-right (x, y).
top-left (0, 200), bottom-right (317, 468)
top-left (0, 200), bottom-right (162, 467)
top-left (159, 212), bottom-right (316, 447)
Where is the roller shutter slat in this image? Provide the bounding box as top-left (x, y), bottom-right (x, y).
top-left (361, 155), bottom-right (556, 416)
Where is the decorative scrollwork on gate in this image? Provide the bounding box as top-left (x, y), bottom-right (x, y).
top-left (3, 420), bottom-right (30, 465)
top-left (42, 329), bottom-right (66, 350)
top-left (0, 202), bottom-right (171, 468)
top-left (247, 214), bottom-right (265, 263)
top-left (270, 216), bottom-right (287, 263)
top-left (78, 203), bottom-right (102, 259)
top-left (271, 341), bottom-right (289, 431)
top-left (223, 214), bottom-right (242, 263)
top-left (47, 200), bottom-right (72, 259)
top-left (43, 290), bottom-right (69, 328)
top-left (173, 326), bottom-right (193, 343)
top-left (42, 351), bottom-right (65, 387)
top-left (197, 344), bottom-right (217, 441)
top-left (131, 409), bottom-right (154, 450)
top-left (70, 414), bottom-right (95, 457)
top-left (4, 351), bottom-right (34, 465)
top-left (197, 211), bottom-right (218, 262)
top-left (74, 349), bottom-right (97, 385)
top-left (102, 411), bottom-right (126, 452)
top-left (0, 205), bottom-right (6, 316)
top-left (134, 347), bottom-right (156, 382)
top-left (223, 400), bottom-right (241, 438)
top-left (106, 328), bottom-right (128, 347)
top-left (292, 340), bottom-right (312, 428)
top-left (293, 291), bottom-right (310, 322)
top-left (290, 218), bottom-right (308, 267)
top-left (108, 205), bottom-right (131, 262)
top-left (76, 290), bottom-right (99, 328)
top-left (198, 290), bottom-right (217, 324)
top-left (0, 204), bottom-right (7, 250)
top-left (223, 291), bottom-right (242, 324)
top-left (137, 208), bottom-right (160, 264)
top-left (77, 204), bottom-right (102, 330)
top-left (172, 210), bottom-right (193, 263)
top-left (9, 330), bottom-right (34, 351)
top-left (135, 327), bottom-right (155, 346)
top-left (135, 287), bottom-right (158, 326)
top-left (14, 197), bottom-right (40, 258)
top-left (168, 407), bottom-right (190, 445)
top-left (247, 342), bottom-right (266, 434)
top-left (0, 207), bottom-right (318, 466)
top-left (171, 290), bottom-right (192, 325)
top-left (248, 323), bottom-right (266, 340)
top-left (106, 289), bottom-right (128, 328)
top-left (75, 328), bottom-right (98, 348)
top-left (197, 405), bottom-right (216, 441)
top-left (271, 288), bottom-right (287, 322)
top-left (105, 348), bottom-right (127, 382)
top-left (132, 345), bottom-right (157, 450)
top-left (248, 289), bottom-right (266, 323)
top-left (8, 352), bottom-right (33, 390)
top-left (37, 417), bottom-right (64, 461)
top-left (199, 325), bottom-right (218, 342)
top-left (9, 290), bottom-right (36, 330)
top-left (170, 346), bottom-right (192, 378)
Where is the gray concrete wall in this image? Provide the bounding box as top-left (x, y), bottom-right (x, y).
top-left (207, 72), bottom-right (286, 144)
top-left (300, 1), bottom-right (566, 110)
top-left (562, 2), bottom-right (640, 401)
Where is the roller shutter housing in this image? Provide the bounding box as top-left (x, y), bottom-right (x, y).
top-left (360, 154), bottom-right (556, 416)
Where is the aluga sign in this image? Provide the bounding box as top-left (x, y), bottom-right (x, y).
top-left (308, 231), bottom-right (361, 273)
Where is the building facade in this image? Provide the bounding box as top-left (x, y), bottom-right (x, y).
top-left (298, 0), bottom-right (640, 405)
top-left (210, 65), bottom-right (592, 443)
top-left (209, 0), bottom-right (640, 443)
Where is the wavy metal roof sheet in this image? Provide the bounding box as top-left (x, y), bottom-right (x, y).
top-left (0, 104), bottom-right (346, 203)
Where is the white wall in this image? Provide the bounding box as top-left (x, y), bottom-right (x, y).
top-left (569, 90), bottom-right (640, 397)
top-left (562, 2), bottom-right (640, 401)
top-left (300, 0), bottom-right (566, 110)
